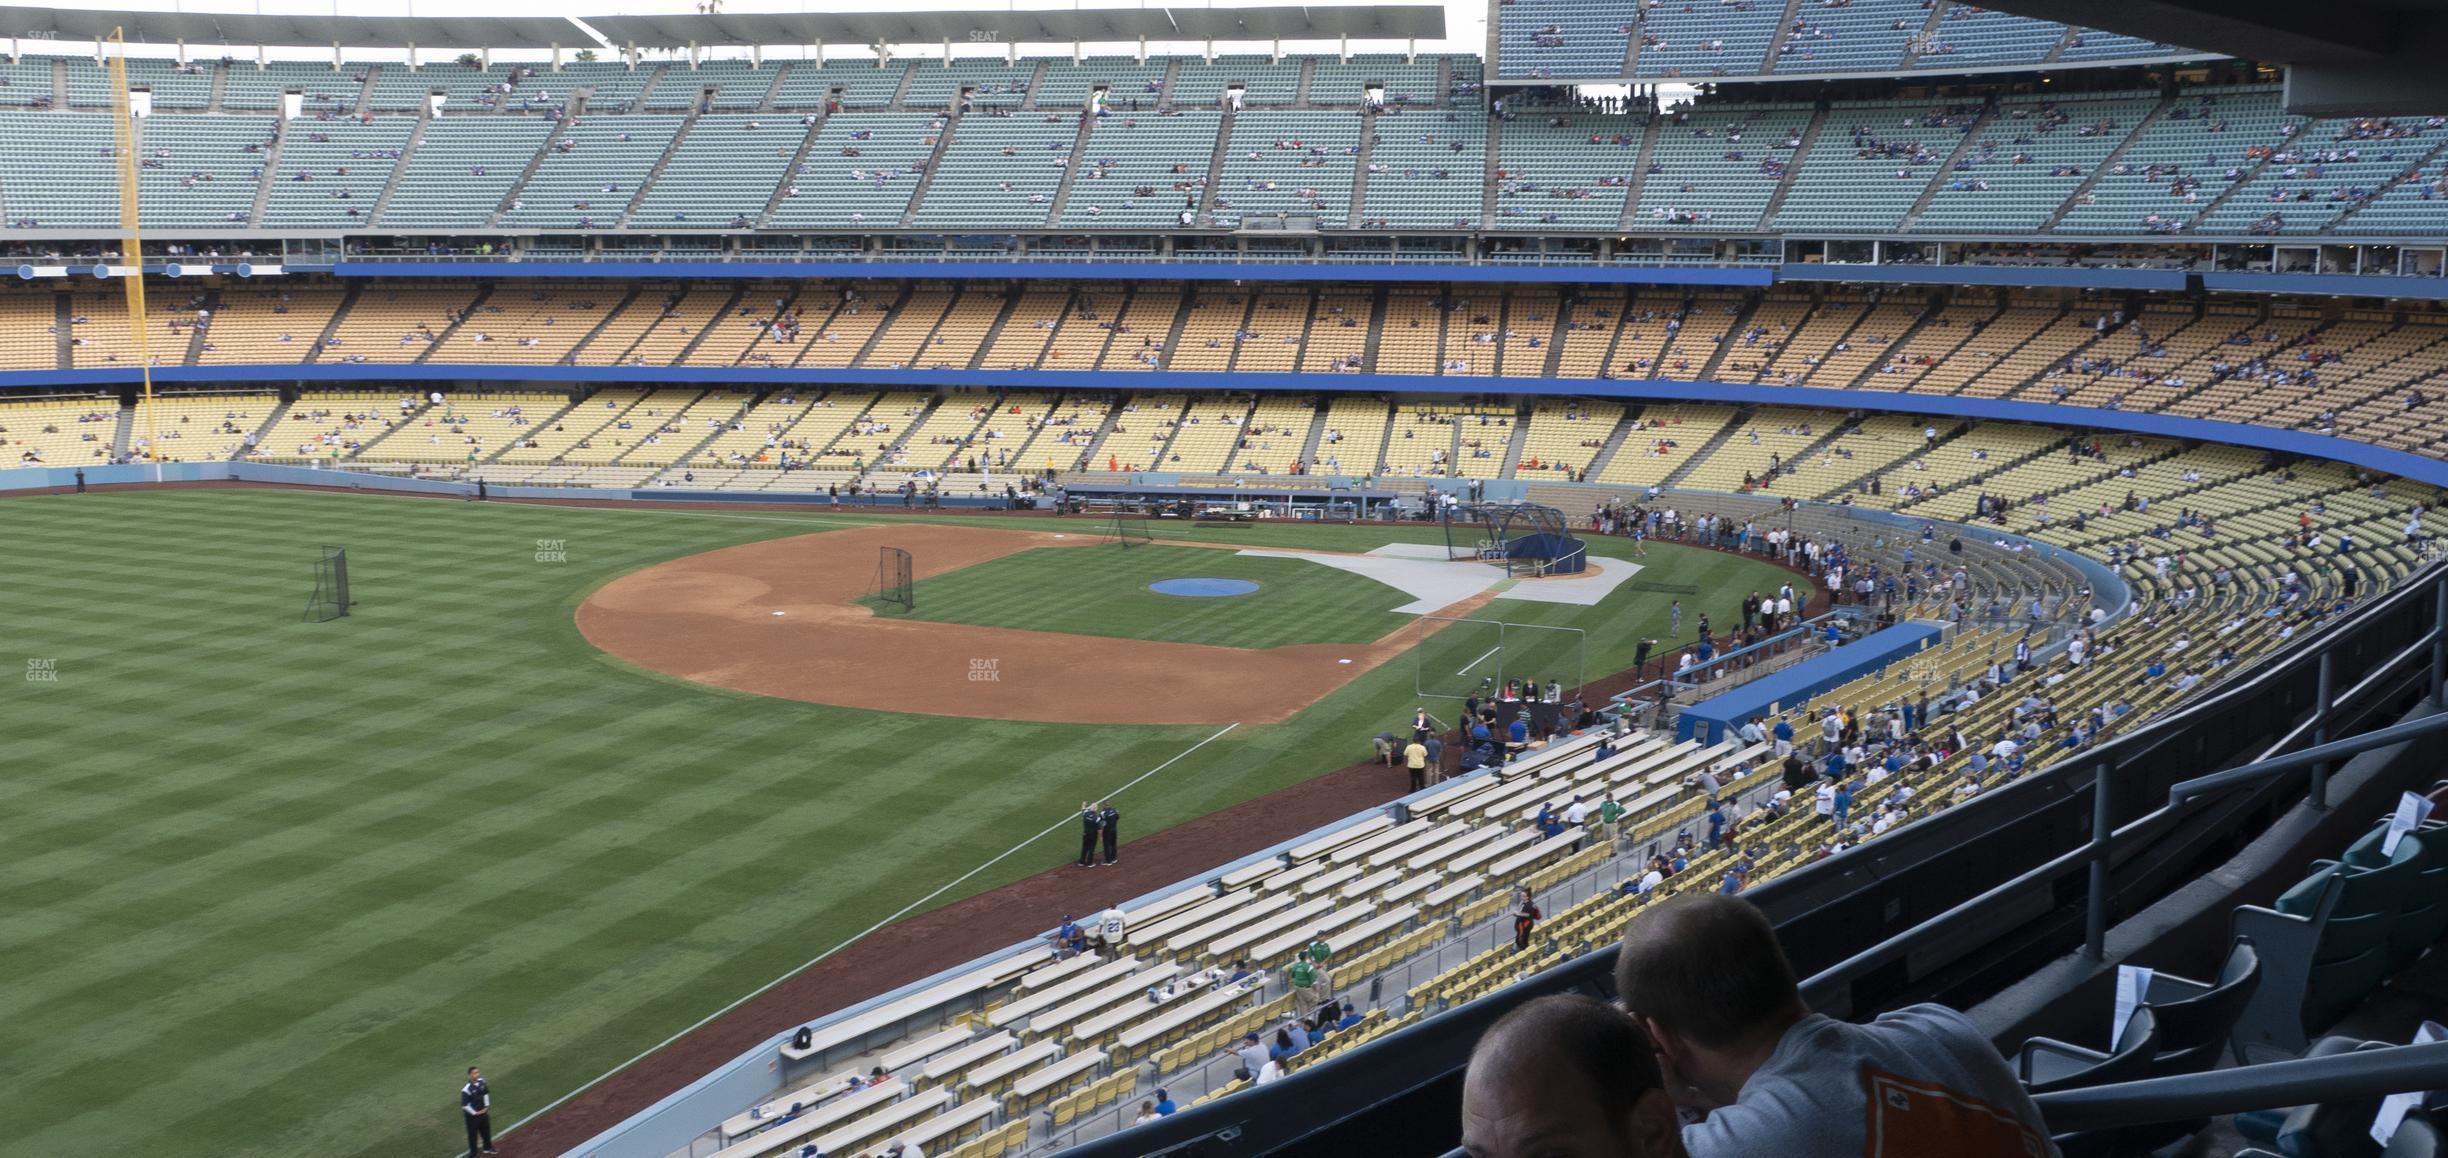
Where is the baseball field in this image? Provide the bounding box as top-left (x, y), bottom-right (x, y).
top-left (4, 486), bottom-right (1805, 1157)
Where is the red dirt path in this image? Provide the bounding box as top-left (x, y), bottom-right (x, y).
top-left (576, 522), bottom-right (1494, 726)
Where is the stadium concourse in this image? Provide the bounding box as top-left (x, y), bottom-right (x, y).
top-left (12, 1), bottom-right (2448, 1155)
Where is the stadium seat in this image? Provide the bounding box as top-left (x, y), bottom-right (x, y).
top-left (2143, 938), bottom-right (2265, 1074)
top-left (2233, 836), bottom-right (2425, 1060)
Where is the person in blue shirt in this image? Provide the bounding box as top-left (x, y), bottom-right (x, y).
top-left (1538, 805), bottom-right (1565, 841)
top-left (1831, 782), bottom-right (1854, 828)
top-left (1822, 749), bottom-right (1846, 780)
top-left (1883, 751), bottom-right (1906, 776)
top-left (1335, 1004), bottom-right (1362, 1032)
top-left (1771, 718), bottom-right (1795, 756)
top-left (1153, 1089), bottom-right (1178, 1116)
top-left (1825, 622), bottom-right (1843, 645)
top-left (1706, 804), bottom-right (1727, 849)
top-left (1506, 716), bottom-right (1529, 762)
top-left (2145, 659), bottom-right (2166, 679)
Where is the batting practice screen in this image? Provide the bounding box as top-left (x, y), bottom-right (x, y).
top-left (871, 546), bottom-right (915, 613)
top-left (304, 545), bottom-right (350, 622)
top-left (1411, 617), bottom-right (1587, 701)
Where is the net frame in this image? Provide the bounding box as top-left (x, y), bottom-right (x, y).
top-left (304, 545), bottom-right (351, 622)
top-left (870, 546), bottom-right (915, 613)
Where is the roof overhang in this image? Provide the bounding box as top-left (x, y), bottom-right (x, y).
top-left (1973, 0), bottom-right (2448, 114)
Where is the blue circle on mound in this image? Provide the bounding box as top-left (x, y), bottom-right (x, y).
top-left (1150, 577), bottom-right (1261, 598)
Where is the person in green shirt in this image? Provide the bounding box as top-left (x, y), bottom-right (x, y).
top-left (1289, 955), bottom-right (1331, 1009)
top-left (1598, 796), bottom-right (1626, 848)
top-left (1305, 938), bottom-right (1332, 966)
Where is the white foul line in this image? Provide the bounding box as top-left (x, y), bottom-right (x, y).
top-left (1456, 646), bottom-right (1502, 676)
top-left (486, 722), bottom-right (1243, 1155)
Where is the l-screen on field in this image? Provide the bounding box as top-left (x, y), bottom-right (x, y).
top-left (4, 489), bottom-right (1801, 1158)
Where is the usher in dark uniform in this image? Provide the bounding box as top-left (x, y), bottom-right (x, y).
top-left (1099, 804), bottom-right (1121, 866)
top-left (1078, 805), bottom-right (1100, 867)
top-left (461, 1073), bottom-right (495, 1154)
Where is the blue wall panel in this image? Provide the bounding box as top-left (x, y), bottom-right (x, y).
top-left (1678, 622), bottom-right (1948, 744)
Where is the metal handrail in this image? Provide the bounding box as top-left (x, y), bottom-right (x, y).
top-left (2034, 1041), bottom-right (2448, 1133)
top-left (2169, 710), bottom-right (2448, 807)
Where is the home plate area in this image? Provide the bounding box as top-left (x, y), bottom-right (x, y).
top-left (1233, 543), bottom-right (1639, 612)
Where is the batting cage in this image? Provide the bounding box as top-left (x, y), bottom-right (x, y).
top-left (1106, 511), bottom-right (1155, 548)
top-left (870, 546), bottom-right (915, 613)
top-left (1411, 616), bottom-right (1588, 701)
top-left (1436, 501), bottom-right (1590, 576)
top-left (303, 545), bottom-right (351, 622)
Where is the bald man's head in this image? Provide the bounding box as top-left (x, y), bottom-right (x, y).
top-left (1461, 995), bottom-right (1687, 1158)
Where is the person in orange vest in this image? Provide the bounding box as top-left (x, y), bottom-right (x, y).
top-left (1511, 888), bottom-right (1542, 951)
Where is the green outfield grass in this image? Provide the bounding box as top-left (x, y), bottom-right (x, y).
top-left (873, 544), bottom-right (1415, 647)
top-left (1, 490), bottom-right (1804, 1158)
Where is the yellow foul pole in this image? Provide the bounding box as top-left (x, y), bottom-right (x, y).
top-left (107, 29), bottom-right (159, 477)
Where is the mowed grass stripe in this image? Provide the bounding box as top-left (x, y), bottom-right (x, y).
top-left (0, 490), bottom-right (1802, 1157)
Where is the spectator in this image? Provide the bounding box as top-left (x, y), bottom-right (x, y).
top-left (1511, 887), bottom-right (1542, 950)
top-left (1461, 994), bottom-right (1688, 1158)
top-left (1270, 1027), bottom-right (1298, 1062)
top-left (1235, 1032), bottom-right (1269, 1080)
top-left (1404, 734), bottom-right (1431, 791)
top-left (1614, 895), bottom-right (2052, 1157)
top-left (1154, 1088), bottom-right (1177, 1115)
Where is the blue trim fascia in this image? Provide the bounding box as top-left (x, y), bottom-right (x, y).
top-left (15, 366), bottom-right (2445, 487)
top-left (329, 259), bottom-right (1780, 286)
top-left (1778, 263), bottom-right (2191, 291)
top-left (2200, 271), bottom-right (2448, 300)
